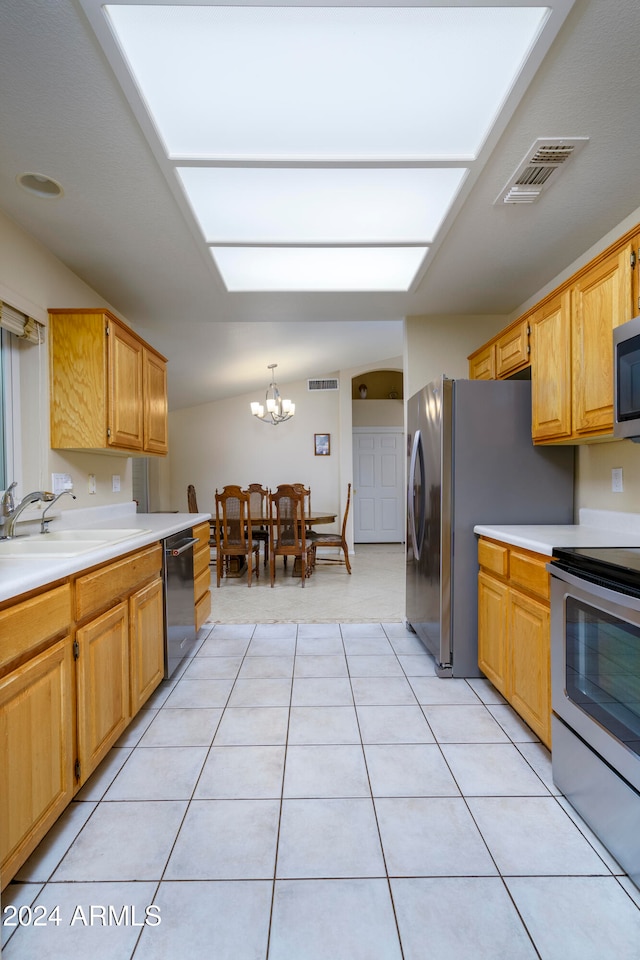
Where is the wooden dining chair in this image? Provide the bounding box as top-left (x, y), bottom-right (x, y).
top-left (214, 485), bottom-right (260, 587)
top-left (269, 484), bottom-right (314, 587)
top-left (245, 483), bottom-right (270, 567)
top-left (308, 483), bottom-right (352, 574)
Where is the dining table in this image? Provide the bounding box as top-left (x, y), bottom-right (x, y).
top-left (222, 509), bottom-right (337, 578)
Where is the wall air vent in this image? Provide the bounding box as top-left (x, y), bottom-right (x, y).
top-left (496, 137), bottom-right (589, 205)
top-left (308, 378), bottom-right (339, 391)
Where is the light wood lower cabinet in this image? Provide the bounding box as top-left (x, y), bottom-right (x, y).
top-left (477, 537), bottom-right (552, 747)
top-left (0, 636), bottom-right (74, 888)
top-left (193, 520), bottom-right (212, 631)
top-left (76, 601), bottom-right (130, 781)
top-left (477, 571), bottom-right (509, 697)
top-left (509, 590), bottom-right (550, 743)
top-left (0, 542), bottom-right (166, 888)
top-left (130, 577), bottom-right (165, 716)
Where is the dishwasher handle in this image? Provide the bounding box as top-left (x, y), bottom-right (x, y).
top-left (166, 536), bottom-right (199, 557)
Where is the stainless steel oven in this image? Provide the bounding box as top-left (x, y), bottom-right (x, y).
top-left (549, 547), bottom-right (640, 888)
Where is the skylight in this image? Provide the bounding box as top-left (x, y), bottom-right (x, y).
top-left (175, 168), bottom-right (468, 244)
top-left (211, 246), bottom-right (429, 292)
top-left (93, 2), bottom-right (562, 292)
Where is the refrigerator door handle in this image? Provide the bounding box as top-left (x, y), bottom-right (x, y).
top-left (408, 428), bottom-right (424, 561)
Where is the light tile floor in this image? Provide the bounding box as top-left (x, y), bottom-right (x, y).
top-left (3, 621), bottom-right (640, 959)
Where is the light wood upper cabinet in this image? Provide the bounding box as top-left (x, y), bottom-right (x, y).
top-left (468, 342), bottom-right (495, 380)
top-left (496, 318), bottom-right (530, 378)
top-left (49, 309), bottom-right (168, 456)
top-left (108, 319), bottom-right (144, 451)
top-left (143, 347), bottom-right (169, 456)
top-left (0, 637), bottom-right (74, 889)
top-left (469, 226), bottom-right (638, 444)
top-left (632, 232), bottom-right (640, 318)
top-left (571, 243), bottom-right (633, 437)
top-left (531, 291), bottom-right (572, 441)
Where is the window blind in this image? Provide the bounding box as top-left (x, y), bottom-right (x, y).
top-left (0, 301), bottom-right (44, 345)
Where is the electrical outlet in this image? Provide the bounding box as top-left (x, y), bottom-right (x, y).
top-left (88, 474), bottom-right (96, 495)
top-left (112, 474), bottom-right (121, 493)
top-left (612, 467), bottom-right (624, 493)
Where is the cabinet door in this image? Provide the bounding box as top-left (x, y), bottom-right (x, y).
top-left (468, 343), bottom-right (495, 380)
top-left (496, 319), bottom-right (530, 378)
top-left (531, 291), bottom-right (572, 441)
top-left (509, 590), bottom-right (551, 747)
top-left (143, 348), bottom-right (168, 455)
top-left (633, 232), bottom-right (640, 318)
top-left (0, 637), bottom-right (74, 889)
top-left (572, 244), bottom-right (633, 437)
top-left (76, 601), bottom-right (130, 784)
top-left (108, 320), bottom-right (144, 451)
top-left (130, 578), bottom-right (165, 716)
top-left (477, 572), bottom-right (509, 697)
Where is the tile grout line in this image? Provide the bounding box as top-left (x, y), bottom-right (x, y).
top-left (348, 622), bottom-right (407, 960)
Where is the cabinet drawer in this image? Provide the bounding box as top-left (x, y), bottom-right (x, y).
top-left (193, 520), bottom-right (212, 549)
top-left (195, 589), bottom-right (211, 632)
top-left (0, 584), bottom-right (72, 672)
top-left (194, 566), bottom-right (211, 604)
top-left (194, 542), bottom-right (210, 580)
top-left (75, 543), bottom-right (162, 622)
top-left (509, 550), bottom-right (550, 600)
top-left (478, 539), bottom-right (508, 578)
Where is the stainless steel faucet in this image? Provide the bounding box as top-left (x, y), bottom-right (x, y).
top-left (41, 490), bottom-right (77, 533)
top-left (4, 488), bottom-right (55, 539)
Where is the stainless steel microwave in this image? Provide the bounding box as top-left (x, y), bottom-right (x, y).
top-left (614, 314), bottom-right (640, 440)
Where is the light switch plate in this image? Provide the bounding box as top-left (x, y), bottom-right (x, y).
top-left (112, 474), bottom-right (121, 493)
top-left (52, 473), bottom-right (73, 495)
top-left (612, 467), bottom-right (624, 493)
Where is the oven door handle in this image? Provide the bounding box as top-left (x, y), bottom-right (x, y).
top-left (548, 563), bottom-right (640, 612)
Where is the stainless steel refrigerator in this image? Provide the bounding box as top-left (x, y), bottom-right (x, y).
top-left (406, 376), bottom-right (574, 677)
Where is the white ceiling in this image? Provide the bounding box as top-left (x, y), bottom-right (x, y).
top-left (1, 0), bottom-right (640, 409)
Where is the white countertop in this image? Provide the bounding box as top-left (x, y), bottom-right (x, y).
top-left (474, 509), bottom-right (640, 556)
top-left (0, 502), bottom-right (211, 603)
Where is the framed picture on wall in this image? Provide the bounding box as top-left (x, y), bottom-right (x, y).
top-left (314, 433), bottom-right (330, 456)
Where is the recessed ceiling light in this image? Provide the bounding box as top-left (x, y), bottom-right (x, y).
top-left (17, 172), bottom-right (64, 199)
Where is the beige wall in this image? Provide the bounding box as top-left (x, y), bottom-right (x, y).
top-left (167, 377), bottom-right (342, 531)
top-left (352, 399), bottom-right (403, 427)
top-left (403, 314), bottom-right (507, 400)
top-left (0, 210), bottom-right (134, 510)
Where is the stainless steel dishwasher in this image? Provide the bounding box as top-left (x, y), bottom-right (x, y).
top-left (163, 529), bottom-right (199, 678)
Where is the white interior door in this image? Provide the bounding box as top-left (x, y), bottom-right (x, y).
top-left (353, 429), bottom-right (405, 542)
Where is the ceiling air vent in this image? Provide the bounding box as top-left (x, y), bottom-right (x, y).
top-left (308, 378), bottom-right (339, 392)
top-left (496, 137), bottom-right (589, 205)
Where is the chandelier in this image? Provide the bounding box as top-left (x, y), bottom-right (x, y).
top-left (250, 364), bottom-right (295, 425)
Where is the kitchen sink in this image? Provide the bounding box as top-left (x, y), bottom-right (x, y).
top-left (39, 528), bottom-right (151, 542)
top-left (0, 538), bottom-right (106, 557)
top-left (0, 528), bottom-right (151, 557)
